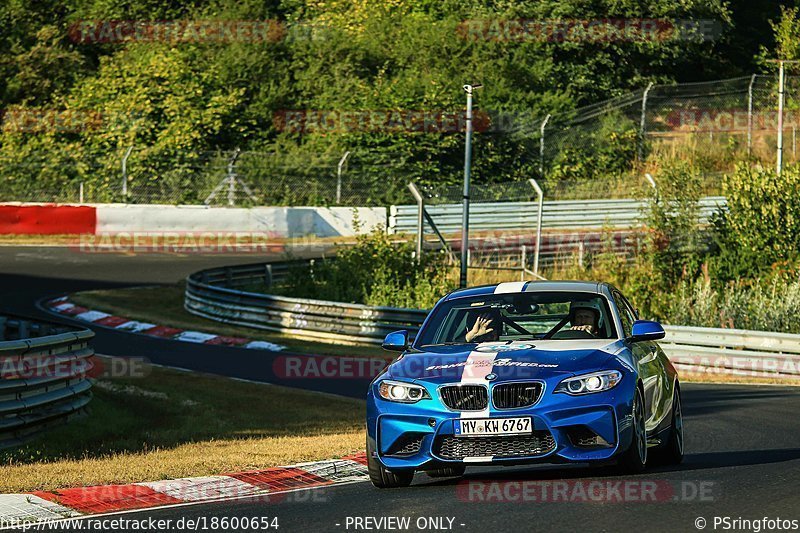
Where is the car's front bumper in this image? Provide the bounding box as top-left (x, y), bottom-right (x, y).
top-left (367, 377), bottom-right (636, 471)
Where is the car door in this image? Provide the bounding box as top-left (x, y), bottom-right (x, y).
top-left (612, 291), bottom-right (661, 433)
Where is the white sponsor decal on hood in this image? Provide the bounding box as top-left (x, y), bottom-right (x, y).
top-left (425, 358), bottom-right (559, 371)
top-left (475, 343), bottom-right (534, 353)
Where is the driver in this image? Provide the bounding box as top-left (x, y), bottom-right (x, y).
top-left (568, 301), bottom-right (604, 336)
top-left (465, 308), bottom-right (502, 343)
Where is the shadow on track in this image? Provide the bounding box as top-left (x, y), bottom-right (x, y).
top-left (411, 447), bottom-right (800, 488)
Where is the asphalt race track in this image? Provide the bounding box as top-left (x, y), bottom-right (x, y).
top-left (3, 246), bottom-right (800, 532)
top-left (47, 384), bottom-right (800, 533)
top-left (0, 245), bottom-right (368, 398)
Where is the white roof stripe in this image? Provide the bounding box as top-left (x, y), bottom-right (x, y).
top-left (494, 281), bottom-right (527, 294)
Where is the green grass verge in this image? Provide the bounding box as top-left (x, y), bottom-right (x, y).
top-left (0, 357), bottom-right (365, 493)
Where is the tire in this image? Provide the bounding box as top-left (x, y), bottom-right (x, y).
top-left (425, 465), bottom-right (466, 478)
top-left (367, 436), bottom-right (414, 488)
top-left (618, 387), bottom-right (647, 473)
top-left (651, 386), bottom-right (684, 466)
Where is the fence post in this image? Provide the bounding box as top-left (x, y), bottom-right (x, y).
top-left (121, 145), bottom-right (133, 200)
top-left (407, 182), bottom-right (425, 260)
top-left (778, 61), bottom-right (786, 177)
top-left (638, 83), bottom-right (654, 162)
top-left (528, 178), bottom-right (544, 278)
top-left (336, 151), bottom-right (350, 204)
top-left (539, 114), bottom-right (551, 177)
top-left (79, 182), bottom-right (84, 203)
top-left (747, 74), bottom-right (756, 156)
top-left (227, 148), bottom-right (241, 206)
top-left (520, 245), bottom-right (526, 281)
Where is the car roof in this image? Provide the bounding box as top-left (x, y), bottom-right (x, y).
top-left (443, 280), bottom-right (614, 301)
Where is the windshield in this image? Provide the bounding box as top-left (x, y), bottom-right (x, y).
top-left (415, 291), bottom-right (617, 347)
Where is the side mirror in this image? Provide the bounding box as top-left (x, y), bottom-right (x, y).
top-left (382, 330), bottom-right (408, 352)
top-left (630, 320), bottom-right (666, 342)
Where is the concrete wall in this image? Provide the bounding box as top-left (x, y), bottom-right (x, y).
top-left (0, 203), bottom-right (387, 237)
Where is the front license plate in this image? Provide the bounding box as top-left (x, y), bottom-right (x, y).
top-left (454, 417), bottom-right (532, 437)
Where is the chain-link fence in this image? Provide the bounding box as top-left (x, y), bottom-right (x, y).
top-left (1, 73), bottom-right (796, 206)
top-left (537, 74), bottom-right (800, 198)
top-left (0, 148), bottom-right (422, 206)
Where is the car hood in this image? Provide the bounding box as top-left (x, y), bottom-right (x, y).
top-left (387, 339), bottom-right (625, 385)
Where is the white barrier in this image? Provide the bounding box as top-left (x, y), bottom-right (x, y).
top-left (94, 205), bottom-right (386, 237)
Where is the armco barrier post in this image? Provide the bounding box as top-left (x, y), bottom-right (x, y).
top-left (265, 264), bottom-right (273, 288)
top-left (18, 320), bottom-right (29, 339)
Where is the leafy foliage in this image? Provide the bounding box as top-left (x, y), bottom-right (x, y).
top-left (710, 164), bottom-right (800, 280)
top-left (0, 0), bottom-right (745, 201)
top-left (276, 226), bottom-right (455, 309)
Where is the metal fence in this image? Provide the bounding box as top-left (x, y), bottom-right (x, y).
top-left (4, 74), bottom-right (799, 207)
top-left (389, 196), bottom-right (726, 234)
top-left (0, 315), bottom-right (94, 449)
top-left (185, 260), bottom-right (800, 379)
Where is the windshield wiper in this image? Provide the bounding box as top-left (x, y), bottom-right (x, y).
top-left (419, 341), bottom-right (469, 347)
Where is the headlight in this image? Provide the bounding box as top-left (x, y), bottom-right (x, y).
top-left (377, 380), bottom-right (431, 403)
top-left (555, 371), bottom-right (622, 395)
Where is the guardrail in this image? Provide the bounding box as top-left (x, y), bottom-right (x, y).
top-left (185, 261), bottom-right (428, 344)
top-left (187, 260), bottom-right (800, 379)
top-left (388, 196), bottom-right (726, 234)
top-left (0, 315), bottom-right (94, 448)
top-left (661, 325), bottom-right (800, 379)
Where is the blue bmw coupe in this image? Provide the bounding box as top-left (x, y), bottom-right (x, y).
top-left (366, 281), bottom-right (683, 488)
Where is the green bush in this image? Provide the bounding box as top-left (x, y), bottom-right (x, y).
top-left (709, 164), bottom-right (800, 281)
top-left (645, 160), bottom-right (710, 285)
top-left (547, 111), bottom-right (639, 186)
top-left (275, 226), bottom-right (455, 309)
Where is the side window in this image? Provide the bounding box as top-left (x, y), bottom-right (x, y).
top-left (612, 291), bottom-right (635, 338)
top-left (620, 294), bottom-right (639, 320)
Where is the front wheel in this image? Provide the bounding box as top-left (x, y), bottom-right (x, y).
top-left (617, 387), bottom-right (647, 473)
top-left (367, 436), bottom-right (414, 488)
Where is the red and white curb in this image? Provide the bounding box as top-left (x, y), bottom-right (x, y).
top-left (44, 296), bottom-right (286, 352)
top-left (0, 454), bottom-right (367, 526)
